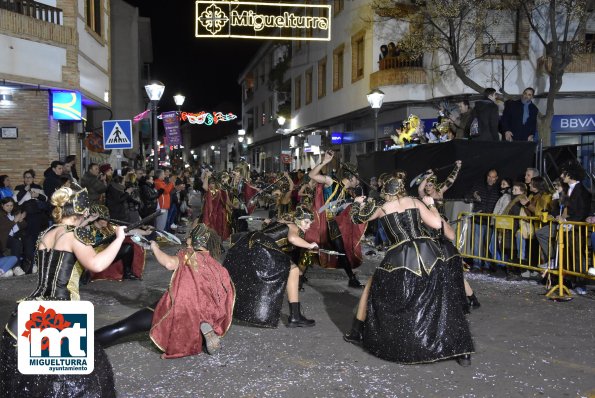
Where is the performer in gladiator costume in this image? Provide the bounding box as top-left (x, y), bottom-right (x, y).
top-left (308, 150), bottom-right (366, 288)
top-left (0, 187), bottom-right (126, 397)
top-left (95, 223), bottom-right (234, 357)
top-left (416, 160), bottom-right (481, 311)
top-left (79, 204), bottom-right (151, 282)
top-left (201, 170), bottom-right (231, 241)
top-left (344, 173), bottom-right (474, 366)
top-left (271, 172), bottom-right (294, 219)
top-left (223, 206), bottom-right (318, 328)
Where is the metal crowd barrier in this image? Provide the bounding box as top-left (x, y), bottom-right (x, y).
top-left (455, 212), bottom-right (595, 299)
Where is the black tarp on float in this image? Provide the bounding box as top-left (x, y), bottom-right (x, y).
top-left (356, 139), bottom-right (538, 199)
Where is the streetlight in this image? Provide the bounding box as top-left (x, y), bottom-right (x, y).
top-left (145, 81), bottom-right (165, 172)
top-left (367, 88), bottom-right (385, 151)
top-left (173, 94), bottom-right (185, 112)
top-left (277, 116), bottom-right (286, 172)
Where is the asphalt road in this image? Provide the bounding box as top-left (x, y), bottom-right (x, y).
top-left (1, 218), bottom-right (594, 397)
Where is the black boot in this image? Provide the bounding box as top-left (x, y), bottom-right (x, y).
top-left (287, 302), bottom-right (315, 328)
top-left (298, 275), bottom-right (308, 292)
top-left (343, 318), bottom-right (364, 346)
top-left (468, 294), bottom-right (481, 308)
top-left (348, 274), bottom-right (364, 288)
top-left (455, 354), bottom-right (471, 367)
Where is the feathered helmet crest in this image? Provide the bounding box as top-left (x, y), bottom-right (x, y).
top-left (190, 223), bottom-right (211, 251)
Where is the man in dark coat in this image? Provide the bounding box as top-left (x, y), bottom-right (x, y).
top-left (501, 87), bottom-right (539, 142)
top-left (42, 160), bottom-right (64, 197)
top-left (469, 88), bottom-right (500, 141)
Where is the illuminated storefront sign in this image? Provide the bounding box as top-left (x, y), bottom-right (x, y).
top-left (196, 1), bottom-right (331, 41)
top-left (180, 111), bottom-right (237, 125)
top-left (52, 91), bottom-right (82, 121)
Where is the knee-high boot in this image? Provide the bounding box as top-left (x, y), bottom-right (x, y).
top-left (95, 307), bottom-right (154, 347)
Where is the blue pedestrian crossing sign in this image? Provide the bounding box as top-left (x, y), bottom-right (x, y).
top-left (102, 120), bottom-right (133, 149)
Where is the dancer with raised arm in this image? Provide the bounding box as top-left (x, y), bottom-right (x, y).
top-left (343, 173), bottom-right (474, 366)
top-left (0, 187), bottom-right (126, 397)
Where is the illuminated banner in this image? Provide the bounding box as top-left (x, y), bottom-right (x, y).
top-left (180, 111), bottom-right (237, 126)
top-left (52, 91), bottom-right (82, 121)
top-left (195, 1), bottom-right (331, 41)
top-left (162, 111), bottom-right (182, 146)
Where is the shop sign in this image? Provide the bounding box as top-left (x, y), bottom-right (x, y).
top-left (196, 1), bottom-right (331, 41)
top-left (552, 115), bottom-right (595, 133)
top-left (52, 91), bottom-right (82, 121)
top-left (331, 132), bottom-right (343, 144)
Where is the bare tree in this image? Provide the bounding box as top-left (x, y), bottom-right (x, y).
top-left (509, 0), bottom-right (594, 145)
top-left (371, 0), bottom-right (512, 94)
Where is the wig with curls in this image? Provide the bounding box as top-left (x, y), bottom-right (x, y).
top-left (50, 187), bottom-right (90, 222)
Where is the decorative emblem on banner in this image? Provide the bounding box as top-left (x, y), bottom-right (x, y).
top-left (195, 1), bottom-right (331, 41)
top-left (180, 111), bottom-right (237, 125)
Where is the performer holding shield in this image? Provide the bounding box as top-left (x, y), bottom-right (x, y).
top-left (308, 150), bottom-right (366, 288)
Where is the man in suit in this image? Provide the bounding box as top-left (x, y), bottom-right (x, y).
top-left (501, 87), bottom-right (539, 142)
top-left (535, 164), bottom-right (591, 292)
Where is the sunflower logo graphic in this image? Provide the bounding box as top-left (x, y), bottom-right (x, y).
top-left (198, 3), bottom-right (229, 35)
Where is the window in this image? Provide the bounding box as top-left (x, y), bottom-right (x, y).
top-left (305, 68), bottom-right (313, 105)
top-left (294, 76), bottom-right (301, 110)
top-left (333, 45), bottom-right (344, 91)
top-left (483, 9), bottom-right (519, 55)
top-left (333, 0), bottom-right (344, 16)
top-left (253, 107), bottom-right (258, 130)
top-left (318, 57), bottom-right (327, 98)
top-left (269, 96), bottom-right (273, 122)
top-left (351, 31), bottom-right (365, 82)
top-left (85, 0), bottom-right (102, 36)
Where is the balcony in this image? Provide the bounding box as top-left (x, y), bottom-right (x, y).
top-left (0, 0), bottom-right (62, 25)
top-left (538, 42), bottom-right (595, 74)
top-left (370, 55), bottom-right (426, 88)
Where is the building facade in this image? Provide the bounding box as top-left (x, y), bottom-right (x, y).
top-left (0, 0), bottom-right (113, 180)
top-left (237, 0), bottom-right (595, 172)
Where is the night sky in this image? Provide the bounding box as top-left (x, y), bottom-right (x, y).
top-left (128, 0), bottom-right (262, 114)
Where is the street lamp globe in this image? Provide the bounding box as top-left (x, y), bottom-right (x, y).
top-left (366, 88), bottom-right (385, 109)
top-left (145, 81), bottom-right (165, 101)
top-left (367, 88), bottom-right (385, 152)
top-left (173, 94), bottom-right (185, 107)
top-left (238, 136), bottom-right (244, 142)
top-left (277, 115), bottom-right (286, 126)
top-left (210, 145), bottom-right (215, 150)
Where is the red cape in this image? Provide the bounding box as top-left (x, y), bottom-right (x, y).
top-left (306, 184), bottom-right (365, 269)
top-left (90, 237), bottom-right (146, 281)
top-left (150, 249), bottom-right (235, 359)
top-left (202, 189), bottom-right (230, 240)
top-left (243, 183), bottom-right (259, 214)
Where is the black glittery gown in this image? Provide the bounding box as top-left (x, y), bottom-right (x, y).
top-left (0, 226), bottom-right (116, 398)
top-left (223, 222), bottom-right (297, 327)
top-left (364, 208), bottom-right (474, 363)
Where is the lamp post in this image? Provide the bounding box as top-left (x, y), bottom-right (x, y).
top-left (173, 94), bottom-right (185, 113)
top-left (145, 81), bottom-right (165, 172)
top-left (367, 88), bottom-right (385, 152)
top-left (277, 116), bottom-right (286, 172)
